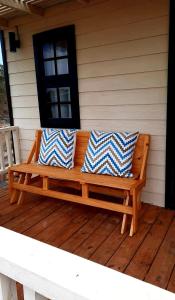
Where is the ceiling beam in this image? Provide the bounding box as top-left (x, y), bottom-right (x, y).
top-left (0, 0), bottom-right (44, 16)
top-left (0, 16), bottom-right (8, 28)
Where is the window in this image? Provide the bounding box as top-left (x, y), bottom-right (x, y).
top-left (33, 25), bottom-right (80, 128)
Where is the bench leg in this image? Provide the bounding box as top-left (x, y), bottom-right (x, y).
top-left (129, 189), bottom-right (138, 237)
top-left (8, 169), bottom-right (15, 204)
top-left (121, 191), bottom-right (130, 234)
top-left (137, 190), bottom-right (142, 210)
top-left (10, 173), bottom-right (26, 204)
top-left (17, 173), bottom-right (31, 205)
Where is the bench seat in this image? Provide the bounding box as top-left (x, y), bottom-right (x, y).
top-left (8, 130), bottom-right (150, 237)
top-left (10, 163), bottom-right (140, 191)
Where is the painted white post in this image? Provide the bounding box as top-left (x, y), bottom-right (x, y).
top-left (23, 286), bottom-right (48, 300)
top-left (0, 133), bottom-right (5, 173)
top-left (4, 131), bottom-right (13, 167)
top-left (12, 128), bottom-right (21, 164)
top-left (0, 274), bottom-right (18, 300)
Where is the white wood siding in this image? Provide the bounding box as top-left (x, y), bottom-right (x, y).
top-left (5, 0), bottom-right (169, 207)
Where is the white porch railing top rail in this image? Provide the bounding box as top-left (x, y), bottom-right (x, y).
top-left (0, 126), bottom-right (19, 133)
top-left (0, 126), bottom-right (21, 176)
top-left (0, 227), bottom-right (174, 300)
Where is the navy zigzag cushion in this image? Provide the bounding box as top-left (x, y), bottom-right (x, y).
top-left (81, 130), bottom-right (139, 177)
top-left (38, 128), bottom-right (77, 169)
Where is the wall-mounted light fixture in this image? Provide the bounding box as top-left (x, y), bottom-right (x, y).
top-left (9, 26), bottom-right (20, 52)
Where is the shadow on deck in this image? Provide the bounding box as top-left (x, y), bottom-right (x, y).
top-left (0, 185), bottom-right (175, 293)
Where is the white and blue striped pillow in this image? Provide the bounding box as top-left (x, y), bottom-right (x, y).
top-left (81, 130), bottom-right (139, 177)
top-left (38, 128), bottom-right (77, 169)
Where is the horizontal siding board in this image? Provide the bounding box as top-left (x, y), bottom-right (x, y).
top-left (79, 71), bottom-right (167, 92)
top-left (147, 165), bottom-right (165, 181)
top-left (144, 179), bottom-right (165, 195)
top-left (78, 35), bottom-right (168, 64)
top-left (148, 150), bottom-right (165, 166)
top-left (11, 84), bottom-right (37, 97)
top-left (81, 120), bottom-right (166, 136)
top-left (80, 104), bottom-right (166, 120)
top-left (19, 139), bottom-right (34, 151)
top-left (14, 118), bottom-right (40, 129)
top-left (10, 71), bottom-right (36, 85)
top-left (8, 59), bottom-right (35, 74)
top-left (7, 47), bottom-right (34, 63)
top-left (21, 150), bottom-right (30, 162)
top-left (13, 107), bottom-right (40, 119)
top-left (141, 191), bottom-right (165, 207)
top-left (19, 129), bottom-right (36, 141)
top-left (79, 88), bottom-right (167, 106)
top-left (77, 16), bottom-right (168, 49)
top-left (12, 96), bottom-right (39, 108)
top-left (78, 53), bottom-right (167, 78)
top-left (150, 135), bottom-right (166, 151)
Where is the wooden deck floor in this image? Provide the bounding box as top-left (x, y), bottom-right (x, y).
top-left (0, 185), bottom-right (175, 294)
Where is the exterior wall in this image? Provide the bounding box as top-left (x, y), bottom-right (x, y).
top-left (5, 0), bottom-right (168, 206)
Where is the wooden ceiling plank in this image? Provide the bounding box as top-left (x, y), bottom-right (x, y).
top-left (0, 0), bottom-right (44, 16)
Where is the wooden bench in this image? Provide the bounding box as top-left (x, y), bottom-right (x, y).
top-left (8, 130), bottom-right (150, 236)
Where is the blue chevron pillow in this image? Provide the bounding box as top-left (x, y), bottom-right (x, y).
top-left (38, 128), bottom-right (77, 169)
top-left (81, 130), bottom-right (139, 177)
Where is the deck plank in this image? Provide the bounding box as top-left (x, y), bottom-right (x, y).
top-left (3, 199), bottom-right (62, 233)
top-left (23, 203), bottom-right (71, 238)
top-left (35, 204), bottom-right (95, 245)
top-left (0, 187), bottom-right (175, 293)
top-left (125, 209), bottom-right (175, 280)
top-left (74, 214), bottom-right (121, 259)
top-left (60, 212), bottom-right (109, 253)
top-left (0, 195), bottom-right (42, 226)
top-left (105, 205), bottom-right (161, 272)
top-left (90, 204), bottom-right (147, 266)
top-left (50, 207), bottom-right (97, 247)
top-left (167, 266), bottom-right (175, 293)
top-left (145, 217), bottom-right (175, 289)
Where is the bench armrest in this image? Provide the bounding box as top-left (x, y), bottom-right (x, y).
top-left (131, 179), bottom-right (145, 190)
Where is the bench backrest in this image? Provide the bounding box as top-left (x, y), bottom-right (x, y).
top-left (33, 130), bottom-right (150, 181)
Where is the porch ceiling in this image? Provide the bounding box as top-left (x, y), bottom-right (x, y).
top-left (0, 0), bottom-right (89, 27)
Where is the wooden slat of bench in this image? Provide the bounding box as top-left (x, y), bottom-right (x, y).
top-left (10, 163), bottom-right (140, 190)
top-left (80, 172), bottom-right (142, 190)
top-left (13, 182), bottom-right (133, 215)
top-left (10, 163), bottom-right (82, 181)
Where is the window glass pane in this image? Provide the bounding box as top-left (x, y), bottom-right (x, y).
top-left (43, 43), bottom-right (54, 59)
top-left (57, 58), bottom-right (69, 75)
top-left (56, 40), bottom-right (68, 57)
top-left (46, 88), bottom-right (57, 103)
top-left (49, 104), bottom-right (59, 118)
top-left (44, 60), bottom-right (55, 76)
top-left (59, 87), bottom-right (71, 103)
top-left (60, 104), bottom-right (72, 118)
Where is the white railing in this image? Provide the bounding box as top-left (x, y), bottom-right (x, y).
top-left (0, 227), bottom-right (174, 300)
top-left (0, 126), bottom-right (21, 176)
